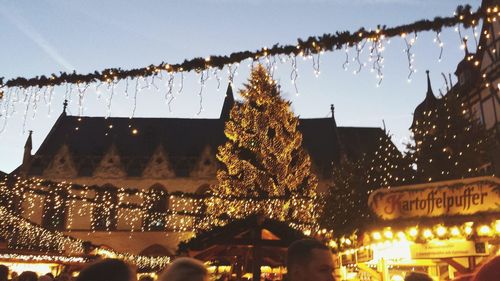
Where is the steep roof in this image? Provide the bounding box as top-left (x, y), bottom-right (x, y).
top-left (21, 113), bottom-right (388, 178)
top-left (177, 214), bottom-right (306, 265)
top-left (178, 215), bottom-right (305, 253)
top-left (410, 70), bottom-right (440, 130)
top-left (20, 89), bottom-right (389, 178)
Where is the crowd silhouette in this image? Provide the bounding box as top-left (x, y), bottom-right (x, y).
top-left (0, 240), bottom-right (498, 281)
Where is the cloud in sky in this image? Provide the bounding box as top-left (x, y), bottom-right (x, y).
top-left (0, 6), bottom-right (75, 72)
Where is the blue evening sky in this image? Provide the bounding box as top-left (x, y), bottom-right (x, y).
top-left (0, 0), bottom-right (482, 173)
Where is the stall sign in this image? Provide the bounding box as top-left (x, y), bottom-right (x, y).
top-left (410, 241), bottom-right (489, 259)
top-left (341, 252), bottom-right (355, 266)
top-left (368, 177), bottom-right (500, 219)
top-left (356, 248), bottom-right (373, 263)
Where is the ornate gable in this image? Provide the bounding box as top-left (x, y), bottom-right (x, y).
top-left (142, 145), bottom-right (175, 178)
top-left (190, 145), bottom-right (218, 178)
top-left (43, 144), bottom-right (78, 179)
top-left (93, 144), bottom-right (126, 178)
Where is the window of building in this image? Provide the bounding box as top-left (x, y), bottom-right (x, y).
top-left (92, 184), bottom-right (118, 231)
top-left (143, 184), bottom-right (168, 231)
top-left (42, 188), bottom-right (67, 231)
top-left (482, 97), bottom-right (496, 130)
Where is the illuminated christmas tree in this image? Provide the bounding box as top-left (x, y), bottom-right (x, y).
top-left (204, 65), bottom-right (318, 231)
top-left (320, 132), bottom-right (413, 236)
top-left (407, 73), bottom-right (490, 182)
top-left (366, 133), bottom-right (415, 189)
top-left (319, 158), bottom-right (366, 236)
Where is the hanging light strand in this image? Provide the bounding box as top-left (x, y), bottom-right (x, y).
top-left (0, 4), bottom-right (484, 89)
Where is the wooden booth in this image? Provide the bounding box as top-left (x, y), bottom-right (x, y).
top-left (336, 176), bottom-right (500, 281)
top-left (178, 214), bottom-right (306, 281)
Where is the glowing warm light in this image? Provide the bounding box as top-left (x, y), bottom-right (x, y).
top-left (95, 248), bottom-right (118, 258)
top-left (451, 227), bottom-right (461, 236)
top-left (328, 240), bottom-right (337, 248)
top-left (372, 232), bottom-right (382, 240)
top-left (1, 262), bottom-right (57, 276)
top-left (396, 231), bottom-right (406, 240)
top-left (391, 275), bottom-right (404, 281)
top-left (464, 226), bottom-right (473, 235)
top-left (423, 229), bottom-right (433, 239)
top-left (409, 227), bottom-right (418, 237)
top-left (384, 229), bottom-right (393, 239)
top-left (205, 66), bottom-right (318, 232)
top-left (372, 240), bottom-right (411, 262)
top-left (132, 129), bottom-right (138, 135)
top-left (495, 220), bottom-right (500, 234)
top-left (478, 225), bottom-right (491, 236)
top-left (464, 222), bottom-right (473, 235)
top-left (436, 225), bottom-right (447, 237)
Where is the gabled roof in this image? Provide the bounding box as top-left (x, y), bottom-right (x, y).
top-left (178, 215), bottom-right (305, 253)
top-left (177, 215), bottom-right (306, 265)
top-left (22, 113), bottom-right (388, 178)
top-left (20, 84), bottom-right (390, 179)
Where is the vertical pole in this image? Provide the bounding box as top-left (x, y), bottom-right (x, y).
top-left (378, 258), bottom-right (389, 281)
top-left (252, 226), bottom-right (261, 281)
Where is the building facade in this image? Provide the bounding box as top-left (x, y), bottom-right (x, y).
top-left (411, 11), bottom-right (500, 176)
top-left (9, 84), bottom-right (394, 255)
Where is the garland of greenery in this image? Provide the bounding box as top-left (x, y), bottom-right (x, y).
top-left (0, 5), bottom-right (486, 89)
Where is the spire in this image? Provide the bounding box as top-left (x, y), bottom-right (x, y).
top-left (425, 70), bottom-right (436, 100)
top-left (220, 83), bottom-right (235, 120)
top-left (330, 104), bottom-right (346, 163)
top-left (24, 130), bottom-right (33, 150)
top-left (63, 99), bottom-right (68, 115)
top-left (410, 70), bottom-right (438, 130)
top-left (21, 130), bottom-right (33, 176)
top-left (330, 104), bottom-right (337, 127)
top-left (463, 38), bottom-right (470, 57)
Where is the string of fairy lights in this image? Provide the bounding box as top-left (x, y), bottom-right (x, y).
top-left (0, 4), bottom-right (498, 125)
top-left (0, 4), bottom-right (484, 89)
top-left (0, 174), bottom-right (317, 269)
top-left (2, 175), bottom-right (499, 267)
top-left (0, 66), bottom-right (322, 267)
top-left (0, 253), bottom-right (88, 264)
top-left (0, 3), bottom-right (498, 272)
top-left (331, 219), bottom-right (500, 253)
top-left (0, 203), bottom-right (172, 270)
top-left (408, 87), bottom-right (492, 182)
top-left (0, 175), bottom-right (317, 233)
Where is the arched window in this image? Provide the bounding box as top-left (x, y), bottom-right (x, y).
top-left (42, 185), bottom-right (67, 231)
top-left (0, 177), bottom-right (22, 214)
top-left (92, 184), bottom-right (118, 231)
top-left (143, 184), bottom-right (168, 231)
top-left (194, 184), bottom-right (210, 225)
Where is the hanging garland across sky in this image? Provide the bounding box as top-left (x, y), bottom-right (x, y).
top-left (0, 4), bottom-right (493, 90)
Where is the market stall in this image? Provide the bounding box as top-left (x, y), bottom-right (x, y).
top-left (178, 214), bottom-right (305, 281)
top-left (336, 176), bottom-right (500, 281)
